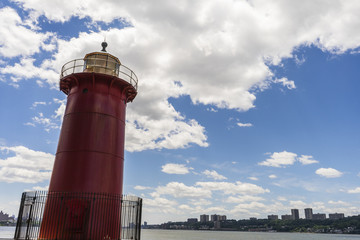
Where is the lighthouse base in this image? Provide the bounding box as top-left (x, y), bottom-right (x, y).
top-left (14, 191), bottom-right (142, 240)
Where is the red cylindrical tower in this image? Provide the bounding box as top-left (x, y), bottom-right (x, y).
top-left (39, 42), bottom-right (137, 239)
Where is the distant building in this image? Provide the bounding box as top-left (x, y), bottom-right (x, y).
top-left (211, 214), bottom-right (226, 222)
top-left (312, 213), bottom-right (326, 220)
top-left (291, 209), bottom-right (299, 220)
top-left (0, 211), bottom-right (14, 221)
top-left (281, 214), bottom-right (292, 220)
top-left (304, 208), bottom-right (313, 220)
top-left (214, 221), bottom-right (221, 229)
top-left (211, 214), bottom-right (218, 222)
top-left (187, 218), bottom-right (198, 223)
top-left (329, 213), bottom-right (345, 220)
top-left (200, 214), bottom-right (209, 223)
top-left (268, 214), bottom-right (278, 220)
top-left (144, 221), bottom-right (148, 227)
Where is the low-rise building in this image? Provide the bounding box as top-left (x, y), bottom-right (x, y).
top-left (268, 214), bottom-right (278, 220)
top-left (329, 213), bottom-right (345, 220)
top-left (281, 214), bottom-right (292, 220)
top-left (0, 211), bottom-right (14, 222)
top-left (187, 218), bottom-right (198, 223)
top-left (312, 213), bottom-right (326, 220)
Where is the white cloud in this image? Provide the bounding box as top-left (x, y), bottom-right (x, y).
top-left (25, 98), bottom-right (65, 132)
top-left (289, 200), bottom-right (307, 208)
top-left (259, 151), bottom-right (297, 167)
top-left (189, 199), bottom-right (212, 206)
top-left (0, 7), bottom-right (55, 58)
top-left (315, 168), bottom-right (343, 178)
top-left (31, 101), bottom-right (47, 109)
top-left (294, 55), bottom-right (306, 66)
top-left (226, 195), bottom-right (264, 203)
top-left (207, 107), bottom-right (218, 112)
top-left (153, 182), bottom-right (211, 198)
top-left (248, 177), bottom-right (258, 181)
top-left (151, 180), bottom-right (269, 201)
top-left (202, 170), bottom-right (227, 180)
top-left (237, 122), bottom-right (253, 127)
top-left (161, 163), bottom-right (191, 175)
top-left (328, 200), bottom-right (350, 206)
top-left (273, 77), bottom-right (296, 89)
top-left (4, 0), bottom-right (360, 153)
top-left (26, 185), bottom-right (49, 191)
top-left (195, 181), bottom-right (269, 195)
top-left (298, 155), bottom-right (319, 165)
top-left (134, 185), bottom-right (152, 190)
top-left (0, 57), bottom-right (59, 87)
top-left (268, 174), bottom-right (277, 179)
top-left (277, 196), bottom-right (287, 201)
top-left (348, 187), bottom-right (360, 194)
top-left (143, 197), bottom-right (180, 216)
top-left (0, 145), bottom-right (54, 183)
top-left (259, 152), bottom-right (318, 168)
top-left (231, 202), bottom-right (267, 214)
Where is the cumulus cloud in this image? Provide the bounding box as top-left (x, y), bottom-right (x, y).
top-left (298, 155), bottom-right (319, 165)
top-left (0, 7), bottom-right (55, 58)
top-left (0, 57), bottom-right (59, 87)
top-left (195, 181), bottom-right (269, 195)
top-left (226, 195), bottom-right (264, 203)
top-left (259, 151), bottom-right (297, 167)
top-left (161, 163), bottom-right (192, 175)
top-left (0, 145), bottom-right (54, 183)
top-left (328, 200), bottom-right (350, 206)
top-left (3, 0), bottom-right (360, 152)
top-left (348, 187), bottom-right (360, 194)
top-left (152, 182), bottom-right (211, 198)
top-left (202, 170), bottom-right (227, 180)
top-left (248, 177), bottom-right (258, 181)
top-left (315, 168), bottom-right (343, 178)
top-left (231, 202), bottom-right (267, 214)
top-left (151, 180), bottom-right (269, 200)
top-left (289, 200), bottom-right (307, 208)
top-left (259, 152), bottom-right (319, 167)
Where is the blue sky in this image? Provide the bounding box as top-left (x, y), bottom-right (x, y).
top-left (0, 0), bottom-right (359, 224)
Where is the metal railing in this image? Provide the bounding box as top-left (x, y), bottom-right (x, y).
top-left (14, 191), bottom-right (142, 240)
top-left (60, 58), bottom-right (138, 90)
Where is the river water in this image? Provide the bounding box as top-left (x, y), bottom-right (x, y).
top-left (1, 227), bottom-right (360, 239)
top-left (142, 229), bottom-right (360, 240)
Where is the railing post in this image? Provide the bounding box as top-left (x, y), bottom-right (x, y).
top-left (24, 195), bottom-right (35, 240)
top-left (14, 192), bottom-right (26, 240)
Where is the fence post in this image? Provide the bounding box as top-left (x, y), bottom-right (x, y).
top-left (14, 193), bottom-right (26, 239)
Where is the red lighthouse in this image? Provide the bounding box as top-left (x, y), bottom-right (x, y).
top-left (38, 42), bottom-right (138, 239)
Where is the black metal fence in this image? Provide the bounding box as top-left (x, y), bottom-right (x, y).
top-left (14, 191), bottom-right (142, 240)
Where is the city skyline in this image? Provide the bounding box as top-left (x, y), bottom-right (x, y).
top-left (0, 0), bottom-right (360, 224)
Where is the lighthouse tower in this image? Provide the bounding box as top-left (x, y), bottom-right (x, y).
top-left (38, 42), bottom-right (138, 239)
